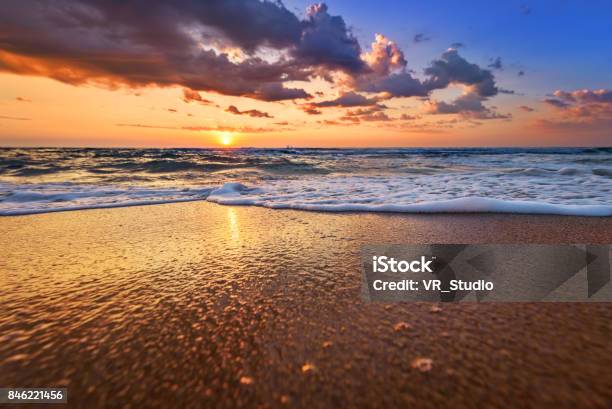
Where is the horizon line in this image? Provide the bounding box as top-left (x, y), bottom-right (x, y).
top-left (1, 145), bottom-right (610, 150)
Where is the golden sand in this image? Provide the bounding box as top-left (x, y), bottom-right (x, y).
top-left (1, 202), bottom-right (611, 408)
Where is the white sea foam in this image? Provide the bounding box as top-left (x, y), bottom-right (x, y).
top-left (1, 148), bottom-right (611, 216)
top-left (205, 181), bottom-right (612, 216)
top-left (0, 183), bottom-right (212, 215)
top-left (2, 178), bottom-right (611, 216)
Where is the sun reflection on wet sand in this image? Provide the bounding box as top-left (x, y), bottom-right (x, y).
top-left (227, 207), bottom-right (240, 242)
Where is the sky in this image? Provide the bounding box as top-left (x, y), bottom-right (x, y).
top-left (0, 0), bottom-right (611, 148)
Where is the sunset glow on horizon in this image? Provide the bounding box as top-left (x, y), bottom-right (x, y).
top-left (0, 1), bottom-right (610, 148)
top-left (218, 132), bottom-right (235, 146)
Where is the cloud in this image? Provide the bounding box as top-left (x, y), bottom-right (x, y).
top-left (340, 116), bottom-right (360, 123)
top-left (361, 34), bottom-right (406, 77)
top-left (535, 89), bottom-right (612, 136)
top-left (0, 1), bottom-right (509, 119)
top-left (553, 89), bottom-right (612, 104)
top-left (413, 33), bottom-right (431, 44)
top-left (424, 49), bottom-right (498, 97)
top-left (0, 0), bottom-right (314, 101)
top-left (167, 108), bottom-right (177, 113)
top-left (339, 106), bottom-right (390, 122)
top-left (360, 72), bottom-right (428, 97)
top-left (350, 34), bottom-right (427, 97)
top-left (182, 89), bottom-right (212, 105)
top-left (519, 105), bottom-right (535, 112)
top-left (317, 119), bottom-right (343, 126)
top-left (225, 105), bottom-right (273, 118)
top-left (246, 83), bottom-right (311, 101)
top-left (425, 92), bottom-right (510, 119)
top-left (343, 46), bottom-right (505, 119)
top-left (542, 89), bottom-right (612, 122)
top-left (116, 123), bottom-right (273, 133)
top-left (488, 57), bottom-right (503, 71)
top-left (292, 3), bottom-right (365, 73)
top-left (543, 98), bottom-right (570, 108)
top-left (518, 70), bottom-right (525, 77)
top-left (420, 49), bottom-right (506, 119)
top-left (450, 42), bottom-right (465, 49)
top-left (300, 105), bottom-right (322, 115)
top-left (15, 97), bottom-right (31, 102)
top-left (194, 0), bottom-right (303, 52)
top-left (356, 111), bottom-right (391, 122)
top-left (311, 92), bottom-right (382, 107)
top-left (426, 93), bottom-right (485, 114)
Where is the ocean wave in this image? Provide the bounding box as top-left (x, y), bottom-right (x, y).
top-left (3, 190), bottom-right (610, 217)
top-left (9, 166), bottom-right (72, 176)
top-left (504, 167), bottom-right (555, 176)
top-left (0, 159), bottom-right (29, 170)
top-left (2, 180), bottom-right (610, 216)
top-left (1, 147), bottom-right (611, 216)
top-left (592, 168), bottom-right (612, 177)
top-left (206, 183), bottom-right (612, 216)
top-left (0, 183), bottom-right (212, 215)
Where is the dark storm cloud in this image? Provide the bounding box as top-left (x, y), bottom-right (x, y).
top-left (423, 49), bottom-right (499, 97)
top-left (225, 105), bottom-right (273, 118)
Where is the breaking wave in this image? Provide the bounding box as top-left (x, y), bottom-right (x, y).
top-left (1, 147), bottom-right (611, 216)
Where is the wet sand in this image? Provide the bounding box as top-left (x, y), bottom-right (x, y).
top-left (1, 202), bottom-right (611, 408)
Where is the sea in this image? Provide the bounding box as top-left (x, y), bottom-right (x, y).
top-left (0, 147), bottom-right (611, 216)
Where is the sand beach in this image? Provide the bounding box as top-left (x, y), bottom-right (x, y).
top-left (1, 202), bottom-right (611, 408)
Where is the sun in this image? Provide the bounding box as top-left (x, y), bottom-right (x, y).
top-left (218, 131), bottom-right (234, 146)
